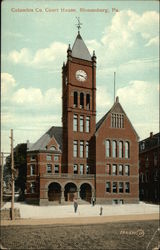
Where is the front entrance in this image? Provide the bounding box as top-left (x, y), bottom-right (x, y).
top-left (80, 183), bottom-right (92, 203)
top-left (48, 182), bottom-right (61, 203)
top-left (64, 183), bottom-right (77, 202)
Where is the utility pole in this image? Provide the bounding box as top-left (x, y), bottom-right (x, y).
top-left (10, 129), bottom-right (15, 220)
top-left (114, 72), bottom-right (116, 102)
top-left (0, 152), bottom-right (4, 209)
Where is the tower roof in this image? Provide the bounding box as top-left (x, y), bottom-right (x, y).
top-left (72, 33), bottom-right (91, 61)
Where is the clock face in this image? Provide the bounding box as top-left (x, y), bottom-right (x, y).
top-left (75, 70), bottom-right (87, 82)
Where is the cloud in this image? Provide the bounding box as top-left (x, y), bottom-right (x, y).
top-left (8, 42), bottom-right (67, 69)
top-left (1, 73), bottom-right (16, 96)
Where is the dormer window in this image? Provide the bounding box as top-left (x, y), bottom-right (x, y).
top-left (111, 113), bottom-right (124, 128)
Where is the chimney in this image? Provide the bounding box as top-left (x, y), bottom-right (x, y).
top-left (150, 132), bottom-right (153, 138)
top-left (116, 96), bottom-right (119, 103)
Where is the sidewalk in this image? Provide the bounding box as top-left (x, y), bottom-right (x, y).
top-left (1, 201), bottom-right (159, 225)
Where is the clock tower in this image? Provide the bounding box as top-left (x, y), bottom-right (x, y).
top-left (62, 31), bottom-right (96, 175)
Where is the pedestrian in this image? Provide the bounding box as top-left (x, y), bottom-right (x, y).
top-left (99, 206), bottom-right (103, 216)
top-left (92, 197), bottom-right (95, 206)
top-left (73, 198), bottom-right (78, 213)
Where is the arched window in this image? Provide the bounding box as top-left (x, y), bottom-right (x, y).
top-left (112, 140), bottom-right (117, 158)
top-left (86, 94), bottom-right (90, 110)
top-left (50, 146), bottom-right (56, 151)
top-left (105, 140), bottom-right (111, 157)
top-left (80, 93), bottom-right (84, 108)
top-left (125, 141), bottom-right (130, 158)
top-left (74, 91), bottom-right (78, 107)
top-left (119, 141), bottom-right (123, 158)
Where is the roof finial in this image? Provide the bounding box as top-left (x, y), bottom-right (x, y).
top-left (76, 17), bottom-right (82, 34)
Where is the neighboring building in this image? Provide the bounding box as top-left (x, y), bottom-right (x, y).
top-left (139, 132), bottom-right (160, 203)
top-left (26, 31), bottom-right (139, 205)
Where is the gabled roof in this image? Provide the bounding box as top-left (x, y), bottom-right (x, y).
top-left (96, 97), bottom-right (139, 139)
top-left (72, 33), bottom-right (91, 61)
top-left (28, 126), bottom-right (62, 152)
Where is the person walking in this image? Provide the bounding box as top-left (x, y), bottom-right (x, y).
top-left (73, 198), bottom-right (78, 213)
top-left (99, 206), bottom-right (103, 216)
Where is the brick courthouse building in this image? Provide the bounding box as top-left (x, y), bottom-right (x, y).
top-left (26, 31), bottom-right (139, 205)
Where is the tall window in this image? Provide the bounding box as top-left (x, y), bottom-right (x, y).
top-left (125, 141), bottom-right (130, 158)
top-left (46, 155), bottom-right (52, 161)
top-left (30, 165), bottom-right (35, 176)
top-left (74, 164), bottom-right (78, 174)
top-left (80, 93), bottom-right (84, 108)
top-left (112, 141), bottom-right (117, 158)
top-left (119, 141), bottom-right (123, 158)
top-left (30, 182), bottom-right (36, 193)
top-left (106, 140), bottom-right (111, 157)
top-left (119, 182), bottom-right (123, 193)
top-left (112, 165), bottom-right (117, 175)
top-left (73, 140), bottom-right (78, 157)
top-left (73, 114), bottom-right (78, 132)
top-left (86, 116), bottom-right (90, 132)
top-left (86, 165), bottom-right (90, 174)
top-left (106, 164), bottom-right (111, 175)
top-left (80, 164), bottom-right (84, 175)
top-left (80, 141), bottom-right (84, 158)
top-left (106, 182), bottom-right (111, 192)
top-left (118, 165), bottom-right (123, 175)
top-left (86, 94), bottom-right (90, 110)
top-left (125, 165), bottom-right (130, 176)
top-left (112, 182), bottom-right (117, 193)
top-left (47, 164), bottom-right (52, 173)
top-left (125, 182), bottom-right (130, 193)
top-left (74, 91), bottom-right (78, 107)
top-left (80, 116), bottom-right (84, 132)
top-left (54, 165), bottom-right (59, 173)
top-left (86, 141), bottom-right (89, 158)
top-left (54, 155), bottom-right (59, 161)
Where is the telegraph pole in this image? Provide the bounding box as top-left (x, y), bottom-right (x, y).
top-left (114, 72), bottom-right (116, 102)
top-left (10, 129), bottom-right (15, 220)
top-left (0, 152), bottom-right (4, 209)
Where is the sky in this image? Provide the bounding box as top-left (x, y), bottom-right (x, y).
top-left (1, 0), bottom-right (159, 153)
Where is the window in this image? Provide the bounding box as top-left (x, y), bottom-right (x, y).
top-left (30, 165), bottom-right (35, 176)
top-left (86, 94), bottom-right (90, 110)
top-left (112, 165), bottom-right (117, 175)
top-left (111, 113), bottom-right (124, 128)
top-left (125, 182), bottom-right (130, 193)
top-left (86, 165), bottom-right (90, 174)
top-left (80, 116), bottom-right (84, 132)
top-left (119, 200), bottom-right (124, 204)
top-left (46, 155), bottom-right (52, 161)
top-left (30, 182), bottom-right (36, 193)
top-left (106, 182), bottom-right (111, 192)
top-left (50, 146), bottom-right (56, 151)
top-left (112, 141), bottom-right (117, 158)
top-left (30, 155), bottom-right (36, 161)
top-left (106, 164), bottom-right (111, 175)
top-left (73, 114), bottom-right (78, 132)
top-left (54, 165), bottom-right (59, 173)
top-left (80, 141), bottom-right (84, 158)
top-left (106, 140), bottom-right (111, 157)
top-left (119, 182), bottom-right (123, 193)
top-left (125, 141), bottom-right (130, 158)
top-left (73, 141), bottom-right (78, 157)
top-left (119, 141), bottom-right (123, 158)
top-left (80, 93), bottom-right (84, 108)
top-left (112, 199), bottom-right (118, 204)
top-left (86, 116), bottom-right (90, 132)
top-left (125, 165), bottom-right (130, 176)
top-left (47, 164), bottom-right (52, 173)
top-left (145, 157), bottom-right (149, 168)
top-left (112, 182), bottom-right (117, 193)
top-left (154, 153), bottom-right (158, 166)
top-left (118, 165), bottom-right (123, 175)
top-left (54, 155), bottom-right (59, 161)
top-left (86, 141), bottom-right (89, 158)
top-left (74, 164), bottom-right (78, 174)
top-left (80, 164), bottom-right (84, 175)
top-left (74, 91), bottom-right (78, 107)
top-left (140, 173), bottom-right (144, 183)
